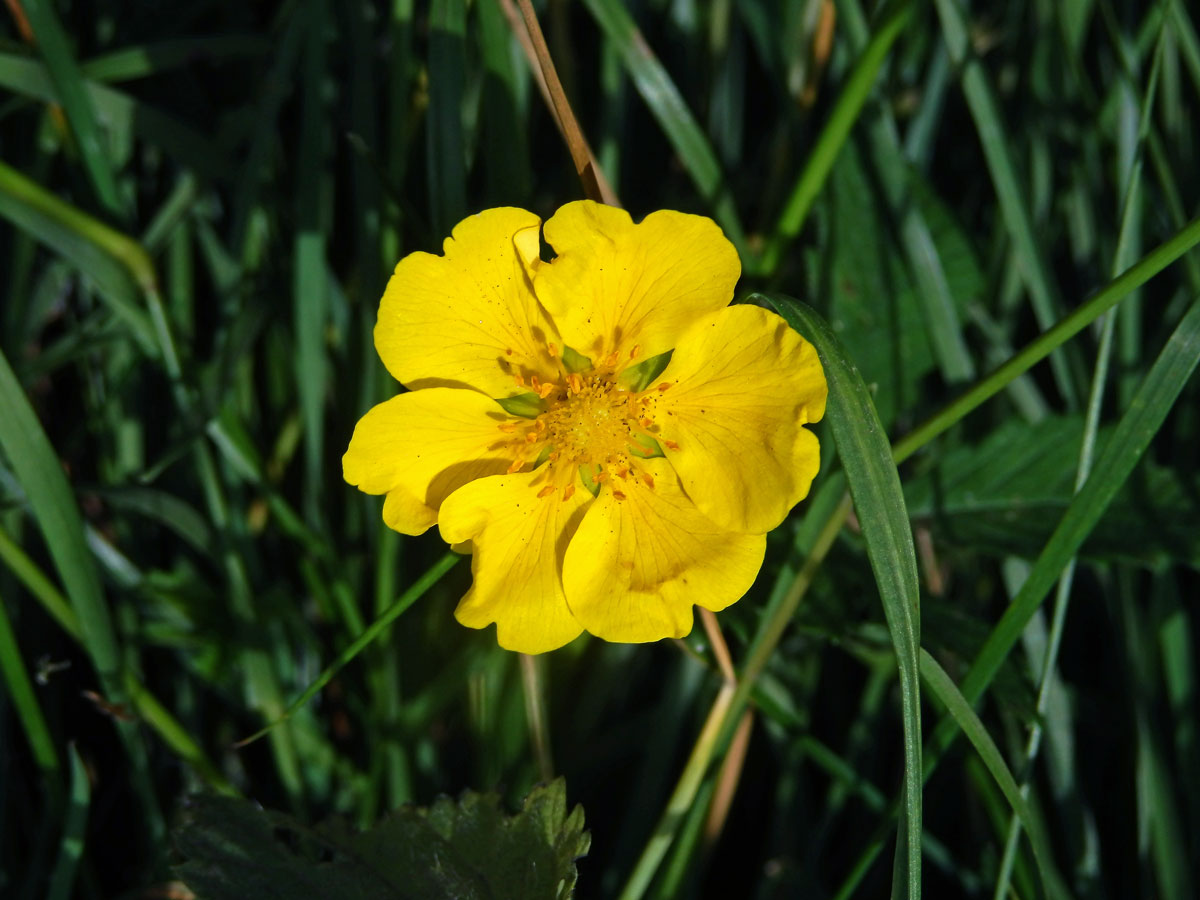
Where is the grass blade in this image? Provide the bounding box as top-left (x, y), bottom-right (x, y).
top-left (22, 0), bottom-right (126, 220)
top-left (761, 0), bottom-right (913, 276)
top-left (580, 0), bottom-right (748, 257)
top-left (932, 0), bottom-right (1082, 407)
top-left (919, 649), bottom-right (1067, 898)
top-left (759, 292), bottom-right (923, 900)
top-left (929, 290), bottom-right (1200, 764)
top-left (45, 745), bottom-right (91, 900)
top-left (0, 590), bottom-right (61, 783)
top-left (893, 212), bottom-right (1200, 463)
top-left (236, 552), bottom-right (460, 747)
top-left (428, 0), bottom-right (468, 237)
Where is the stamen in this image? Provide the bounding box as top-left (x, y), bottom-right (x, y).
top-left (530, 375), bottom-right (541, 392)
top-left (535, 418), bottom-right (546, 432)
top-left (630, 344), bottom-right (641, 359)
top-left (641, 471), bottom-right (655, 488)
top-left (612, 489), bottom-right (627, 501)
top-left (537, 485), bottom-right (556, 498)
top-left (603, 351), bottom-right (619, 368)
top-left (664, 439), bottom-right (680, 451)
top-left (548, 342), bottom-right (559, 357)
top-left (507, 458), bottom-right (525, 474)
top-left (514, 373), bottom-right (525, 388)
top-left (595, 470), bottom-right (610, 483)
top-left (498, 423), bottom-right (517, 433)
top-left (568, 372), bottom-right (583, 394)
top-left (525, 432), bottom-right (538, 443)
top-left (615, 465), bottom-right (629, 480)
top-left (657, 382), bottom-right (671, 392)
top-left (639, 417), bottom-right (654, 429)
top-left (548, 451), bottom-right (559, 461)
top-left (537, 381), bottom-right (556, 399)
top-left (562, 484), bottom-right (576, 501)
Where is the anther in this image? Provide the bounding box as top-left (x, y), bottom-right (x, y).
top-left (664, 439), bottom-right (680, 451)
top-left (514, 373), bottom-right (525, 388)
top-left (657, 382), bottom-right (671, 391)
top-left (595, 470), bottom-right (610, 483)
top-left (535, 419), bottom-right (546, 432)
top-left (612, 490), bottom-right (627, 501)
top-left (562, 484), bottom-right (576, 501)
top-left (548, 451), bottom-right (559, 461)
top-left (548, 342), bottom-right (559, 357)
top-left (537, 381), bottom-right (556, 399)
top-left (630, 344), bottom-right (641, 359)
top-left (568, 373), bottom-right (583, 394)
top-left (603, 351), bottom-right (619, 368)
top-left (530, 375), bottom-right (541, 391)
top-left (537, 485), bottom-right (556, 498)
top-left (641, 472), bottom-right (655, 488)
top-left (525, 432), bottom-right (538, 443)
top-left (639, 417), bottom-right (654, 429)
top-left (498, 423), bottom-right (517, 433)
top-left (507, 459), bottom-right (525, 474)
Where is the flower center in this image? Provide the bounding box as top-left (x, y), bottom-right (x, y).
top-left (496, 360), bottom-right (676, 501)
top-left (540, 373), bottom-right (639, 467)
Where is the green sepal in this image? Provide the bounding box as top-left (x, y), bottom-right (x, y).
top-left (495, 392), bottom-right (544, 418)
top-left (560, 345), bottom-right (592, 374)
top-left (578, 465), bottom-right (602, 497)
top-left (617, 349), bottom-right (673, 392)
top-left (533, 444), bottom-right (554, 468)
top-left (627, 435), bottom-right (665, 459)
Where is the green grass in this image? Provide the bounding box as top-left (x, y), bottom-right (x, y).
top-left (2, 1), bottom-right (1199, 897)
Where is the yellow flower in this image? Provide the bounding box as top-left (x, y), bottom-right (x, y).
top-left (344, 201), bottom-right (827, 653)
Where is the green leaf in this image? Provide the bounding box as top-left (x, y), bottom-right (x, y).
top-left (819, 141), bottom-right (937, 426)
top-left (757, 292), bottom-right (923, 900)
top-left (905, 416), bottom-right (1200, 566)
top-left (928, 292), bottom-right (1200, 765)
top-left (174, 780), bottom-right (589, 900)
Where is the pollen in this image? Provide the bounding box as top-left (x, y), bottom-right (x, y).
top-left (507, 458), bottom-right (525, 474)
top-left (562, 484), bottom-right (576, 501)
top-left (612, 489), bottom-right (627, 501)
top-left (537, 485), bottom-right (556, 498)
top-left (657, 382), bottom-right (671, 391)
top-left (641, 471), bottom-right (655, 488)
top-left (664, 439), bottom-right (680, 451)
top-left (514, 373), bottom-right (525, 388)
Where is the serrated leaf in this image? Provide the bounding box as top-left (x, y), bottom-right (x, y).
top-left (174, 780), bottom-right (589, 900)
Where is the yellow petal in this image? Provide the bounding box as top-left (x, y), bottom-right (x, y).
top-left (653, 305), bottom-right (827, 533)
top-left (439, 472), bottom-right (591, 653)
top-left (343, 388), bottom-right (516, 535)
top-left (561, 459), bottom-right (765, 643)
top-left (535, 201), bottom-right (740, 364)
top-left (375, 207), bottom-right (559, 396)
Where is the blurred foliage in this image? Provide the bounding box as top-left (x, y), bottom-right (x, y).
top-left (1, 0), bottom-right (1199, 898)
